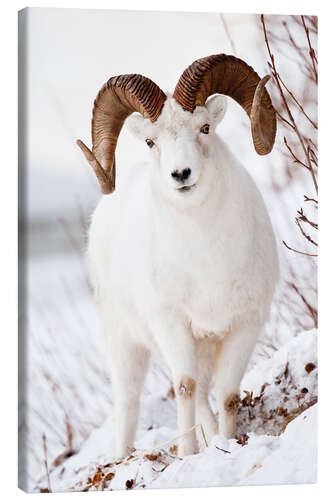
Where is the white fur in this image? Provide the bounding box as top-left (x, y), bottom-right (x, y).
top-left (88, 95), bottom-right (279, 458)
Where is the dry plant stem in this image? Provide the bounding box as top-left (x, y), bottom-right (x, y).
top-left (261, 15), bottom-right (318, 195)
top-left (307, 137), bottom-right (317, 151)
top-left (304, 196), bottom-right (318, 205)
top-left (292, 14), bottom-right (317, 35)
top-left (305, 139), bottom-right (318, 167)
top-left (288, 281), bottom-right (318, 327)
top-left (282, 21), bottom-right (315, 82)
top-left (309, 150), bottom-right (317, 167)
top-left (284, 137), bottom-right (308, 169)
top-left (306, 15), bottom-right (318, 32)
top-left (301, 15), bottom-right (318, 84)
top-left (66, 415), bottom-right (73, 452)
top-left (275, 109), bottom-right (295, 129)
top-left (295, 218), bottom-right (317, 247)
top-left (272, 68), bottom-right (317, 129)
top-left (141, 423), bottom-right (208, 455)
top-left (297, 208), bottom-right (318, 229)
top-left (42, 434), bottom-right (51, 492)
top-left (282, 240), bottom-right (317, 257)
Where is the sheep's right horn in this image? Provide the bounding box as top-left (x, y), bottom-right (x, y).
top-left (173, 54), bottom-right (276, 155)
top-left (77, 74), bottom-right (166, 194)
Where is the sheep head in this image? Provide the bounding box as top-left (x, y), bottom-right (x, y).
top-left (77, 54), bottom-right (276, 195)
top-left (127, 95), bottom-right (229, 208)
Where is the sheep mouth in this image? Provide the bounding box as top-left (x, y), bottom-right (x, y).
top-left (176, 184), bottom-right (196, 192)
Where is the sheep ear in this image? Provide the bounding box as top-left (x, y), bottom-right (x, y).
top-left (206, 95), bottom-right (227, 125)
top-left (126, 113), bottom-right (147, 139)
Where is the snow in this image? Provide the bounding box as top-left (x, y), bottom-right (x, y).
top-left (243, 330), bottom-right (317, 393)
top-left (237, 329), bottom-right (317, 436)
top-left (34, 329), bottom-right (317, 492)
top-left (153, 406), bottom-right (316, 488)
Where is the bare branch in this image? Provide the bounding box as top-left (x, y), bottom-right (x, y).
top-left (282, 240), bottom-right (317, 257)
top-left (288, 281), bottom-right (318, 328)
top-left (261, 15), bottom-right (318, 195)
top-left (297, 208), bottom-right (318, 229)
top-left (282, 20), bottom-right (315, 82)
top-left (284, 137), bottom-right (309, 169)
top-left (295, 218), bottom-right (317, 247)
top-left (275, 107), bottom-right (295, 129)
top-left (275, 72), bottom-right (317, 129)
top-left (301, 15), bottom-right (318, 83)
top-left (304, 195), bottom-right (318, 205)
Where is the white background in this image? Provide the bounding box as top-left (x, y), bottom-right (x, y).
top-left (1, 0), bottom-right (332, 499)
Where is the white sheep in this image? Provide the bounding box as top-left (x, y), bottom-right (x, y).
top-left (77, 54), bottom-right (279, 458)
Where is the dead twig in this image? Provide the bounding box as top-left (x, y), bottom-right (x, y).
top-left (282, 240), bottom-right (317, 257)
top-left (297, 208), bottom-right (318, 229)
top-left (52, 415), bottom-right (75, 468)
top-left (295, 218), bottom-right (317, 247)
top-left (282, 20), bottom-right (315, 82)
top-left (42, 434), bottom-right (52, 493)
top-left (283, 137), bottom-right (308, 169)
top-left (301, 15), bottom-right (318, 83)
top-left (304, 195), bottom-right (318, 205)
top-left (272, 68), bottom-right (317, 129)
top-left (141, 423), bottom-right (208, 455)
top-left (288, 281), bottom-right (318, 328)
top-left (215, 445), bottom-right (231, 454)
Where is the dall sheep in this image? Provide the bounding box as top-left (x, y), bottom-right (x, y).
top-left (77, 54), bottom-right (279, 458)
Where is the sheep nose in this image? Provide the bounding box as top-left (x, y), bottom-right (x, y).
top-left (171, 168), bottom-right (191, 182)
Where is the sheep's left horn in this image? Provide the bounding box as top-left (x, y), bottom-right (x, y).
top-left (173, 54), bottom-right (276, 155)
top-left (77, 74), bottom-right (166, 194)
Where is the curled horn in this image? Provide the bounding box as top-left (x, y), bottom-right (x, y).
top-left (77, 74), bottom-right (166, 194)
top-left (173, 54), bottom-right (276, 155)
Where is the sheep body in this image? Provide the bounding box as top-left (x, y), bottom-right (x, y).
top-left (88, 96), bottom-right (279, 457)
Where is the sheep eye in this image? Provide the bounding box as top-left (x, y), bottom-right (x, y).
top-left (200, 124), bottom-right (210, 134)
top-left (146, 138), bottom-right (155, 148)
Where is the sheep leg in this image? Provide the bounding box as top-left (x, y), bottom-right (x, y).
top-left (152, 316), bottom-right (198, 457)
top-left (195, 338), bottom-right (217, 446)
top-left (215, 323), bottom-right (260, 438)
top-left (108, 340), bottom-right (150, 458)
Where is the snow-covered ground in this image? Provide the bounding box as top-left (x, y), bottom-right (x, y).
top-left (35, 330), bottom-right (317, 492)
top-left (19, 8), bottom-right (317, 492)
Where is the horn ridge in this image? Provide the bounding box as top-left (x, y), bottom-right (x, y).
top-left (78, 73), bottom-right (166, 194)
top-left (173, 54), bottom-right (276, 155)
